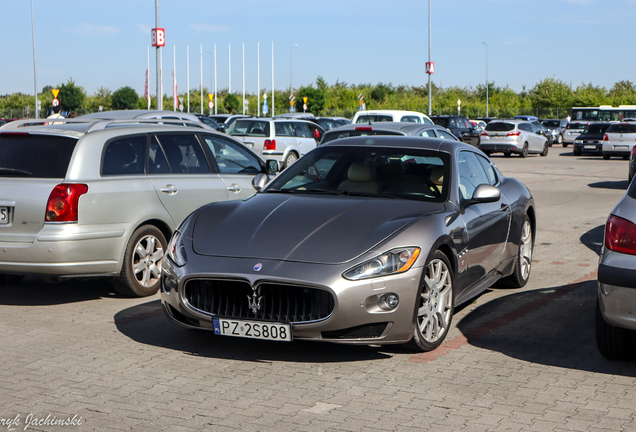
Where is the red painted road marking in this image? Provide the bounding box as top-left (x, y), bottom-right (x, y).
top-left (409, 270), bottom-right (598, 363)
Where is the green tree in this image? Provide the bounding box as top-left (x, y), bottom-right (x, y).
top-left (528, 77), bottom-right (573, 108)
top-left (608, 80), bottom-right (636, 105)
top-left (223, 93), bottom-right (239, 113)
top-left (572, 83), bottom-right (607, 107)
top-left (297, 85), bottom-right (326, 115)
top-left (58, 78), bottom-right (86, 112)
top-left (111, 86), bottom-right (139, 110)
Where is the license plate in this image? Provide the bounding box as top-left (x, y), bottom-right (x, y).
top-left (584, 145), bottom-right (596, 150)
top-left (0, 207), bottom-right (8, 224)
top-left (243, 142), bottom-right (254, 148)
top-left (213, 318), bottom-right (292, 341)
top-left (614, 145), bottom-right (629, 149)
top-left (492, 135), bottom-right (505, 139)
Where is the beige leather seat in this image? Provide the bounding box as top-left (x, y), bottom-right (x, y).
top-left (430, 166), bottom-right (444, 194)
top-left (338, 162), bottom-right (382, 194)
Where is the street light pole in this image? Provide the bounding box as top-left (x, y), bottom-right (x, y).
top-left (427, 0), bottom-right (431, 117)
top-left (155, 0), bottom-right (162, 110)
top-left (30, 0), bottom-right (38, 119)
top-left (483, 41), bottom-right (488, 118)
top-left (290, 43), bottom-right (298, 97)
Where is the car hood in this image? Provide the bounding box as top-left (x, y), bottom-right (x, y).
top-left (191, 194), bottom-right (444, 264)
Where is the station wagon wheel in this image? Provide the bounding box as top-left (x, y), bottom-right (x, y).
top-left (520, 143), bottom-right (529, 158)
top-left (112, 224), bottom-right (167, 297)
top-left (407, 250), bottom-right (454, 352)
top-left (540, 142), bottom-right (549, 157)
top-left (283, 152), bottom-right (298, 169)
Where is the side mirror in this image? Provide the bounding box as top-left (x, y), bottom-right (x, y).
top-left (252, 173), bottom-right (269, 192)
top-left (265, 159), bottom-right (279, 174)
top-left (472, 184), bottom-right (500, 203)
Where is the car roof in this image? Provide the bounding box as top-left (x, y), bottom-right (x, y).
top-left (79, 110), bottom-right (200, 120)
top-left (326, 122), bottom-right (444, 133)
top-left (319, 135), bottom-right (470, 152)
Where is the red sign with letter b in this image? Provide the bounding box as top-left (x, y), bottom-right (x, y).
top-left (151, 28), bottom-right (165, 47)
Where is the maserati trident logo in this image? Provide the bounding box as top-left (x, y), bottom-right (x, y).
top-left (247, 289), bottom-right (262, 314)
top-left (253, 263), bottom-right (262, 271)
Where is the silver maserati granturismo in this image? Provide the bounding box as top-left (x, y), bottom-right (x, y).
top-left (161, 136), bottom-right (535, 352)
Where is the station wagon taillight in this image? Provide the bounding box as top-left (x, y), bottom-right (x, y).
top-left (45, 183), bottom-right (88, 223)
top-left (481, 131), bottom-right (488, 136)
top-left (605, 215), bottom-right (636, 255)
top-left (603, 134), bottom-right (609, 142)
top-left (264, 139), bottom-right (276, 150)
top-left (507, 131), bottom-right (521, 136)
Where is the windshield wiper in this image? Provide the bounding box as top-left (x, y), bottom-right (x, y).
top-left (0, 168), bottom-right (32, 177)
top-left (340, 190), bottom-right (398, 199)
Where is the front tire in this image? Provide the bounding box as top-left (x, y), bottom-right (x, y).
top-left (112, 224), bottom-right (167, 297)
top-left (499, 215), bottom-right (533, 288)
top-left (520, 143), bottom-right (529, 158)
top-left (540, 142), bottom-right (549, 157)
top-left (596, 299), bottom-right (634, 360)
top-left (557, 134), bottom-right (563, 144)
top-left (406, 250), bottom-right (454, 352)
top-left (603, 154), bottom-right (610, 160)
top-left (573, 147), bottom-right (582, 156)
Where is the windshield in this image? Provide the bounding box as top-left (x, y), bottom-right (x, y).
top-left (485, 122), bottom-right (514, 132)
top-left (0, 134), bottom-right (77, 178)
top-left (226, 120), bottom-right (270, 137)
top-left (265, 145), bottom-right (450, 203)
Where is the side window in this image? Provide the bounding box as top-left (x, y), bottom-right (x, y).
top-left (102, 135), bottom-right (146, 176)
top-left (201, 135), bottom-right (262, 174)
top-left (421, 130), bottom-right (436, 137)
top-left (147, 136), bottom-right (170, 174)
top-left (437, 130), bottom-right (457, 141)
top-left (275, 122), bottom-right (294, 137)
top-left (475, 154), bottom-right (498, 185)
top-left (457, 151), bottom-right (490, 200)
top-left (400, 115), bottom-right (422, 123)
top-left (294, 122), bottom-right (312, 138)
top-left (154, 134), bottom-right (210, 174)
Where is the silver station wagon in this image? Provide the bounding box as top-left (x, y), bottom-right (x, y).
top-left (0, 118), bottom-right (275, 296)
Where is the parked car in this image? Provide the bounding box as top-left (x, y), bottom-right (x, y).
top-left (208, 114), bottom-right (250, 131)
top-left (531, 120), bottom-right (555, 146)
top-left (602, 121), bottom-right (636, 160)
top-left (597, 181), bottom-right (636, 360)
top-left (476, 117), bottom-right (498, 124)
top-left (572, 122), bottom-right (612, 156)
top-left (227, 118), bottom-right (325, 169)
top-left (539, 119), bottom-right (568, 145)
top-left (562, 121), bottom-right (589, 147)
top-left (430, 115), bottom-right (481, 147)
top-left (79, 110), bottom-right (215, 130)
top-left (629, 146), bottom-right (636, 182)
top-left (352, 110), bottom-right (433, 125)
top-left (315, 117), bottom-right (350, 131)
top-left (514, 115), bottom-right (538, 122)
top-left (320, 122), bottom-right (459, 145)
top-left (194, 114), bottom-right (223, 131)
top-left (0, 118), bottom-right (277, 297)
top-left (161, 136), bottom-right (535, 352)
top-left (479, 119), bottom-right (549, 157)
top-left (471, 120), bottom-right (487, 129)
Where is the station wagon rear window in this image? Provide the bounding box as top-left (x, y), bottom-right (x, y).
top-left (0, 134), bottom-right (77, 178)
top-left (485, 123), bottom-right (514, 132)
top-left (355, 115), bottom-right (393, 123)
top-left (226, 120), bottom-right (270, 137)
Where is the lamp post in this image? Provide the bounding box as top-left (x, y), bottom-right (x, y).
top-left (290, 43), bottom-right (298, 97)
top-left (427, 0), bottom-right (431, 117)
top-left (30, 0), bottom-right (39, 119)
top-left (483, 41), bottom-right (488, 118)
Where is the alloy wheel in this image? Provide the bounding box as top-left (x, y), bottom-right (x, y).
top-left (417, 258), bottom-right (453, 343)
top-left (519, 219), bottom-right (533, 281)
top-left (132, 234), bottom-right (164, 288)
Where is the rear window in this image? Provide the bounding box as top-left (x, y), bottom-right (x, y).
top-left (485, 122), bottom-right (514, 132)
top-left (226, 120), bottom-right (270, 137)
top-left (432, 118), bottom-right (449, 127)
top-left (0, 133), bottom-right (77, 178)
top-left (567, 123), bottom-right (587, 130)
top-left (606, 123), bottom-right (636, 134)
top-left (355, 115), bottom-right (393, 123)
top-left (541, 120), bottom-right (562, 128)
top-left (584, 124), bottom-right (610, 135)
top-left (321, 130), bottom-right (403, 144)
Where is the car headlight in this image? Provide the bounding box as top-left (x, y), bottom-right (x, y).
top-left (343, 247), bottom-right (421, 281)
top-left (574, 140), bottom-right (582, 144)
top-left (167, 230), bottom-right (188, 267)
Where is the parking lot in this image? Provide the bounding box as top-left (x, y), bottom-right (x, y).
top-left (1, 145), bottom-right (635, 432)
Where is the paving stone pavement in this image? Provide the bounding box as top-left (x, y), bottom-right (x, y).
top-left (1, 146), bottom-right (634, 432)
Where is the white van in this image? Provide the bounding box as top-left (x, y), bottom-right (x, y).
top-left (352, 110), bottom-right (433, 125)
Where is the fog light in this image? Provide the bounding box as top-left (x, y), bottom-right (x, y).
top-left (384, 294), bottom-right (399, 309)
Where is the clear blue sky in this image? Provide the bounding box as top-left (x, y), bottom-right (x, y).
top-left (2, 0), bottom-right (635, 98)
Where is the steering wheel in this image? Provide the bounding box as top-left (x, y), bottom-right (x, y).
top-left (404, 177), bottom-right (442, 198)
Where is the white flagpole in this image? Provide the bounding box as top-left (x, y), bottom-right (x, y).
top-left (200, 44), bottom-right (203, 114)
top-left (214, 43), bottom-right (217, 115)
top-left (173, 45), bottom-right (177, 111)
top-left (147, 46), bottom-right (150, 109)
top-left (187, 44), bottom-right (190, 113)
top-left (271, 41), bottom-right (275, 117)
top-left (229, 43), bottom-right (231, 95)
top-left (242, 42), bottom-right (245, 115)
top-left (257, 42), bottom-right (260, 117)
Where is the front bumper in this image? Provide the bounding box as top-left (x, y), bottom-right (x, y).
top-left (573, 141), bottom-right (602, 154)
top-left (161, 254), bottom-right (423, 345)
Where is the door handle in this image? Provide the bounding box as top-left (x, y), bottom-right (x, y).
top-left (227, 184), bottom-right (241, 193)
top-left (161, 185), bottom-right (178, 194)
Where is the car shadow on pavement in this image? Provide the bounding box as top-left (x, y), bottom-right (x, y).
top-left (588, 179), bottom-right (629, 190)
top-left (580, 224), bottom-right (604, 256)
top-left (114, 300), bottom-right (393, 363)
top-left (455, 281), bottom-right (636, 372)
top-left (0, 276), bottom-right (121, 306)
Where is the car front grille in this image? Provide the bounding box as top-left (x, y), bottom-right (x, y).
top-left (183, 279), bottom-right (334, 323)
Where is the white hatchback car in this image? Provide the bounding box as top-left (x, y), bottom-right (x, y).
top-left (602, 121), bottom-right (636, 160)
top-left (352, 110), bottom-right (433, 125)
top-left (226, 118), bottom-right (323, 169)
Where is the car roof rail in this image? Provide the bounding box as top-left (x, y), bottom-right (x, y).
top-left (0, 118), bottom-right (209, 132)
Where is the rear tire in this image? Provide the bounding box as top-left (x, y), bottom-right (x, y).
top-left (112, 224), bottom-right (167, 297)
top-left (0, 274), bottom-right (25, 287)
top-left (596, 299), bottom-right (634, 360)
top-left (603, 154), bottom-right (610, 160)
top-left (573, 147), bottom-right (582, 156)
top-left (283, 152), bottom-right (298, 169)
top-left (562, 142), bottom-right (568, 148)
top-left (557, 134), bottom-right (563, 144)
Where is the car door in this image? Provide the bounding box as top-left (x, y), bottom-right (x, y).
top-left (527, 122), bottom-right (545, 152)
top-left (292, 121), bottom-right (318, 156)
top-left (457, 151), bottom-right (511, 283)
top-left (199, 134), bottom-right (264, 201)
top-left (147, 133), bottom-right (228, 225)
